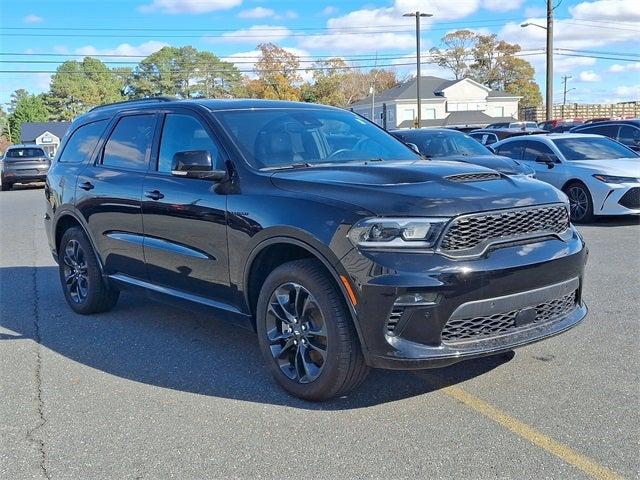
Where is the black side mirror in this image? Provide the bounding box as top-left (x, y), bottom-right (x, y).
top-left (171, 150), bottom-right (227, 181)
top-left (535, 154), bottom-right (558, 168)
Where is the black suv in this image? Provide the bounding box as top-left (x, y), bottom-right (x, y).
top-left (45, 98), bottom-right (588, 400)
top-left (570, 119), bottom-right (640, 152)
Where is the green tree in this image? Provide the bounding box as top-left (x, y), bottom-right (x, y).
top-left (7, 92), bottom-right (49, 144)
top-left (129, 46), bottom-right (241, 99)
top-left (47, 58), bottom-right (125, 120)
top-left (429, 30), bottom-right (476, 80)
top-left (9, 89), bottom-right (29, 113)
top-left (301, 58), bottom-right (350, 106)
top-left (246, 43), bottom-right (302, 101)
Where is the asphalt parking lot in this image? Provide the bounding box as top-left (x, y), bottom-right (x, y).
top-left (1, 185), bottom-right (638, 480)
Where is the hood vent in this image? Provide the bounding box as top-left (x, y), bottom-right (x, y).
top-left (446, 172), bottom-right (502, 183)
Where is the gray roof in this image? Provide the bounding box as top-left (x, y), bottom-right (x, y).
top-left (397, 111), bottom-right (517, 129)
top-left (352, 76), bottom-right (518, 106)
top-left (20, 122), bottom-right (71, 142)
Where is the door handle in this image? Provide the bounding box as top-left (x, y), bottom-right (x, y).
top-left (144, 190), bottom-right (164, 200)
top-left (79, 181), bottom-right (94, 191)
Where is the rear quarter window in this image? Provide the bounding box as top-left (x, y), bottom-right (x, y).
top-left (58, 120), bottom-right (109, 163)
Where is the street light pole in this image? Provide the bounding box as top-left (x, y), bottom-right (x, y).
top-left (546, 0), bottom-right (554, 121)
top-left (403, 11), bottom-right (433, 128)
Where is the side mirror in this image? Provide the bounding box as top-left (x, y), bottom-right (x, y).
top-left (171, 150), bottom-right (227, 181)
top-left (535, 154), bottom-right (558, 168)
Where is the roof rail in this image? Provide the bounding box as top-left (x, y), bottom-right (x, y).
top-left (88, 96), bottom-right (177, 112)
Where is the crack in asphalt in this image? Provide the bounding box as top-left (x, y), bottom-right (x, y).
top-left (24, 214), bottom-right (51, 480)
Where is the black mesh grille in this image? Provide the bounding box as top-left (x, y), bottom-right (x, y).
top-left (440, 205), bottom-right (569, 252)
top-left (441, 290), bottom-right (577, 343)
top-left (446, 172), bottom-right (502, 183)
top-left (619, 187), bottom-right (640, 209)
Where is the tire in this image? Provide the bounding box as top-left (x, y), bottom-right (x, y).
top-left (564, 182), bottom-right (594, 223)
top-left (256, 259), bottom-right (369, 401)
top-left (1, 180), bottom-right (12, 191)
top-left (58, 226), bottom-right (119, 314)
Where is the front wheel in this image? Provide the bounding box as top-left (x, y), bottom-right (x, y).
top-left (256, 259), bottom-right (369, 401)
top-left (564, 182), bottom-right (594, 223)
top-left (58, 227), bottom-right (119, 314)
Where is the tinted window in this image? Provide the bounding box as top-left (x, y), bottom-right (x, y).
top-left (403, 130), bottom-right (491, 157)
top-left (216, 109), bottom-right (417, 169)
top-left (551, 137), bottom-right (639, 160)
top-left (158, 114), bottom-right (219, 173)
top-left (102, 114), bottom-right (155, 171)
top-left (5, 147), bottom-right (46, 158)
top-left (58, 120), bottom-right (108, 163)
top-left (576, 124), bottom-right (617, 137)
top-left (496, 141), bottom-right (525, 159)
top-left (522, 141), bottom-right (556, 161)
top-left (617, 125), bottom-right (640, 147)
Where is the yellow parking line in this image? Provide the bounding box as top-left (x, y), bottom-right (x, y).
top-left (442, 386), bottom-right (625, 480)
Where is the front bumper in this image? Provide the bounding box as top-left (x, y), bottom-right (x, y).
top-left (593, 182), bottom-right (640, 216)
top-left (340, 227), bottom-right (588, 369)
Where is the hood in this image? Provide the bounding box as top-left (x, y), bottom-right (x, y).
top-left (437, 154), bottom-right (531, 175)
top-left (271, 160), bottom-right (565, 217)
top-left (564, 158), bottom-right (640, 176)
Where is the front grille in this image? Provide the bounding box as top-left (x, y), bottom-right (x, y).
top-left (446, 172), bottom-right (502, 183)
top-left (619, 187), bottom-right (640, 209)
top-left (440, 204), bottom-right (569, 253)
top-left (441, 290), bottom-right (577, 343)
top-left (386, 307), bottom-right (404, 334)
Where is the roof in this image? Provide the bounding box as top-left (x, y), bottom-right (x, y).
top-left (4, 144), bottom-right (47, 150)
top-left (20, 122), bottom-right (71, 142)
top-left (351, 76), bottom-right (519, 106)
top-left (494, 133), bottom-right (603, 145)
top-left (398, 112), bottom-right (517, 129)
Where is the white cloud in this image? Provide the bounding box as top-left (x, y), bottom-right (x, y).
top-left (321, 6), bottom-right (338, 16)
top-left (24, 14), bottom-right (44, 24)
top-left (608, 62), bottom-right (640, 73)
top-left (215, 25), bottom-right (291, 44)
top-left (34, 73), bottom-right (53, 90)
top-left (483, 0), bottom-right (524, 11)
top-left (74, 41), bottom-right (168, 58)
top-left (578, 70), bottom-right (602, 82)
top-left (53, 45), bottom-right (70, 54)
top-left (277, 10), bottom-right (298, 20)
top-left (394, 0), bottom-right (480, 20)
top-left (569, 0), bottom-right (640, 22)
top-left (524, 6), bottom-right (545, 17)
top-left (238, 7), bottom-right (274, 19)
top-left (139, 0), bottom-right (241, 14)
top-left (614, 84), bottom-right (640, 98)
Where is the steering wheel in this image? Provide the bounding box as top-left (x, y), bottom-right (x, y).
top-left (327, 148), bottom-right (353, 160)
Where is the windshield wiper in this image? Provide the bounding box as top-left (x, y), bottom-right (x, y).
top-left (263, 162), bottom-right (312, 171)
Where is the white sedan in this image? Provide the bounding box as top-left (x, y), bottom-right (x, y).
top-left (491, 133), bottom-right (640, 222)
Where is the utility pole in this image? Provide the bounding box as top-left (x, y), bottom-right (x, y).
top-left (546, 0), bottom-right (554, 121)
top-left (562, 75), bottom-right (572, 106)
top-left (403, 11), bottom-right (433, 128)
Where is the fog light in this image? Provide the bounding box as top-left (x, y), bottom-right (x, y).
top-left (394, 292), bottom-right (438, 306)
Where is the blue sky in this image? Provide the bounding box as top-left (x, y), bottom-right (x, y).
top-left (1, 0), bottom-right (639, 107)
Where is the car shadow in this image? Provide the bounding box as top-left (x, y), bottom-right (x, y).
top-left (0, 265), bottom-right (513, 410)
top-left (578, 215), bottom-right (640, 227)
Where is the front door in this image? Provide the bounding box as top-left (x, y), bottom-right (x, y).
top-left (76, 113), bottom-right (157, 279)
top-left (141, 111), bottom-right (230, 301)
top-left (521, 140), bottom-right (565, 187)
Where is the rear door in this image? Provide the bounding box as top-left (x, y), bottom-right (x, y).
top-left (521, 140), bottom-right (564, 186)
top-left (141, 109), bottom-right (230, 301)
top-left (76, 112), bottom-right (157, 279)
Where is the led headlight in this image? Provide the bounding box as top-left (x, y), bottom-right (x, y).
top-left (592, 174), bottom-right (639, 184)
top-left (347, 217), bottom-right (449, 249)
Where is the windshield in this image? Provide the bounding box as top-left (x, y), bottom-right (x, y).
top-left (5, 147), bottom-right (46, 158)
top-left (403, 130), bottom-right (492, 157)
top-left (551, 137), bottom-right (639, 161)
top-left (214, 108), bottom-right (418, 169)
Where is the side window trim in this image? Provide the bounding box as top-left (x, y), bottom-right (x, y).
top-left (98, 112), bottom-right (159, 173)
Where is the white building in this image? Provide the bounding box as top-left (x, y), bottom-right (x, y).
top-left (20, 122), bottom-right (71, 157)
top-left (351, 76), bottom-right (521, 129)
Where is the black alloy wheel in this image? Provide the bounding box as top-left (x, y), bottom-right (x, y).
top-left (256, 259), bottom-right (369, 401)
top-left (62, 239), bottom-right (89, 304)
top-left (265, 282), bottom-right (328, 384)
top-left (565, 182), bottom-right (594, 223)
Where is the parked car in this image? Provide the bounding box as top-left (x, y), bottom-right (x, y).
top-left (45, 98), bottom-right (588, 400)
top-left (492, 133), bottom-right (640, 222)
top-left (570, 119), bottom-right (640, 152)
top-left (1, 144), bottom-right (51, 191)
top-left (469, 127), bottom-right (547, 146)
top-left (391, 128), bottom-right (535, 176)
top-left (509, 121), bottom-right (539, 129)
top-left (538, 119), bottom-right (584, 131)
top-left (485, 121), bottom-right (510, 129)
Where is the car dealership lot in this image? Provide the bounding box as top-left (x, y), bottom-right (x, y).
top-left (1, 186), bottom-right (638, 479)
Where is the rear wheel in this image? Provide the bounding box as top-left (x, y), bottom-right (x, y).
top-left (1, 179), bottom-right (12, 191)
top-left (564, 182), bottom-right (594, 223)
top-left (256, 259), bottom-right (369, 401)
top-left (59, 227), bottom-right (119, 314)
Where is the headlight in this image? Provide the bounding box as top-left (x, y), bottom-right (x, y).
top-left (592, 174), bottom-right (638, 184)
top-left (348, 217), bottom-right (449, 249)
